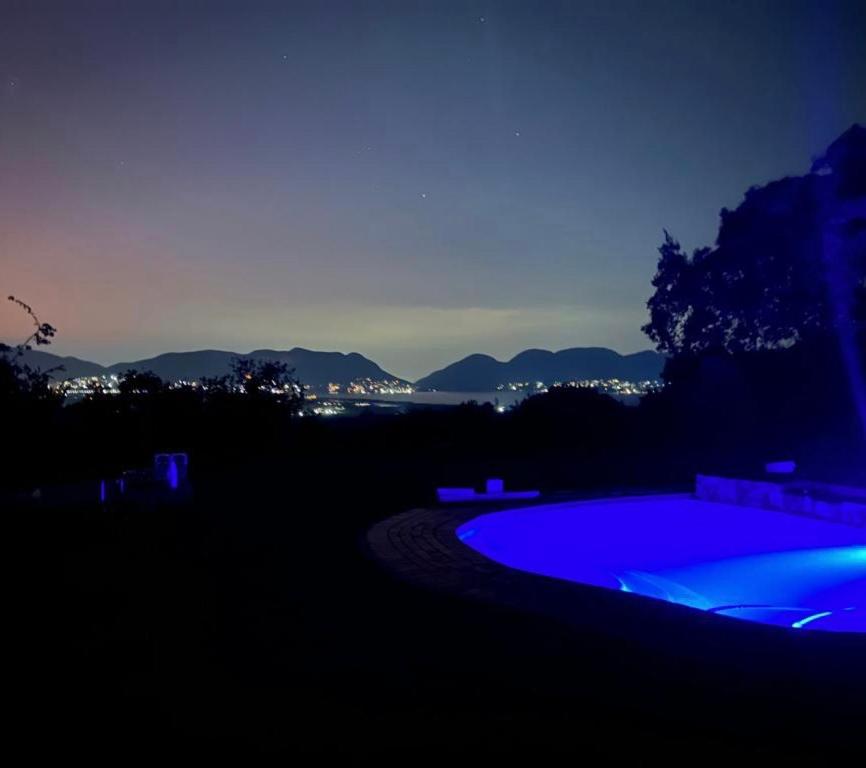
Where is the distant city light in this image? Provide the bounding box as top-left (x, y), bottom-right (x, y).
top-left (495, 378), bottom-right (663, 397)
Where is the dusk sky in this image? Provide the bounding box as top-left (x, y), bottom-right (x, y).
top-left (2, 0), bottom-right (865, 379)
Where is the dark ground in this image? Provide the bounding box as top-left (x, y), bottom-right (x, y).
top-left (16, 459), bottom-right (866, 759)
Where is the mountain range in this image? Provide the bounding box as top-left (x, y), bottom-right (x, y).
top-left (8, 345), bottom-right (665, 390)
top-left (414, 348), bottom-right (665, 391)
top-left (10, 347), bottom-right (404, 388)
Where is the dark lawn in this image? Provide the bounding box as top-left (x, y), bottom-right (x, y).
top-left (18, 461), bottom-right (866, 758)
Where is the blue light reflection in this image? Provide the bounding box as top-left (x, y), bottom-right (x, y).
top-left (456, 495), bottom-right (865, 633)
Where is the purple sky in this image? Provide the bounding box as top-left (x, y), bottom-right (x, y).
top-left (2, 0), bottom-right (865, 379)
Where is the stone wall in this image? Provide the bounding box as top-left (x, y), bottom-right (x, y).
top-left (695, 474), bottom-right (866, 528)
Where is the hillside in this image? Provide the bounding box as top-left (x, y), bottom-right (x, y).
top-left (9, 347), bottom-right (406, 387)
top-left (415, 347), bottom-right (664, 391)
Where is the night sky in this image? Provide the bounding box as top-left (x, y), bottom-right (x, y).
top-left (2, 1), bottom-right (865, 379)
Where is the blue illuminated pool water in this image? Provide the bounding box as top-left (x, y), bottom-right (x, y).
top-left (456, 495), bottom-right (865, 633)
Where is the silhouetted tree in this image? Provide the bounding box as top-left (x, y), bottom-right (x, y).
top-left (0, 296), bottom-right (61, 401)
top-left (640, 126), bottom-right (866, 477)
top-left (0, 298), bottom-right (64, 489)
top-left (118, 369), bottom-right (168, 397)
top-left (228, 357), bottom-right (304, 412)
top-left (6, 295), bottom-right (58, 350)
top-left (644, 125), bottom-right (866, 357)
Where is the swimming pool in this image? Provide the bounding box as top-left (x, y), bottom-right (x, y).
top-left (456, 495), bottom-right (865, 633)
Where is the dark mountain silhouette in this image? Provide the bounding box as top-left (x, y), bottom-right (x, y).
top-left (11, 344), bottom-right (664, 391)
top-left (107, 350), bottom-right (235, 381)
top-left (415, 347), bottom-right (664, 391)
top-left (106, 348), bottom-right (405, 387)
top-left (11, 347), bottom-right (406, 387)
top-left (10, 349), bottom-right (108, 380)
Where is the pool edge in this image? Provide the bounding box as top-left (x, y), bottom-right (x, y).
top-left (365, 493), bottom-right (866, 656)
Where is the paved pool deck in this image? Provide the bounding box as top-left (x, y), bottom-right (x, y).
top-left (365, 494), bottom-right (710, 641)
top-left (367, 504), bottom-right (512, 594)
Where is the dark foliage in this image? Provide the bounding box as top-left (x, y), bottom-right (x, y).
top-left (1, 295), bottom-right (63, 399)
top-left (7, 294), bottom-right (58, 349)
top-left (644, 125), bottom-right (866, 356)
top-left (1, 299), bottom-right (64, 488)
top-left (637, 125), bottom-right (866, 481)
top-left (117, 369), bottom-right (167, 396)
